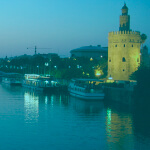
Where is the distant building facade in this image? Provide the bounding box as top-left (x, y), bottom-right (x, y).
top-left (39, 53), bottom-right (60, 60)
top-left (108, 4), bottom-right (142, 81)
top-left (70, 45), bottom-right (108, 59)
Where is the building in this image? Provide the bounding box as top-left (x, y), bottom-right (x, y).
top-left (140, 46), bottom-right (150, 67)
top-left (108, 4), bottom-right (142, 80)
top-left (70, 45), bottom-right (108, 59)
top-left (39, 53), bottom-right (60, 60)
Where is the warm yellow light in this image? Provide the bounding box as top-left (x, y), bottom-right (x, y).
top-left (90, 57), bottom-right (93, 61)
top-left (95, 70), bottom-right (101, 76)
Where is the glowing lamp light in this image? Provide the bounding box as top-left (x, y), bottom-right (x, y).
top-left (45, 80), bottom-right (49, 84)
top-left (96, 72), bottom-right (101, 76)
top-left (108, 76), bottom-right (113, 80)
top-left (90, 57), bottom-right (93, 61)
top-left (45, 63), bottom-right (49, 66)
top-left (95, 70), bottom-right (101, 76)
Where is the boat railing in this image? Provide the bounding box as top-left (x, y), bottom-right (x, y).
top-left (84, 88), bottom-right (103, 93)
top-left (84, 84), bottom-right (103, 93)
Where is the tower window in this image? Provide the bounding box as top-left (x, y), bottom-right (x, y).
top-left (124, 44), bottom-right (125, 47)
top-left (137, 58), bottom-right (139, 62)
top-left (132, 44), bottom-right (133, 47)
top-left (109, 58), bottom-right (111, 62)
top-left (115, 44), bottom-right (117, 47)
top-left (123, 69), bottom-right (125, 71)
top-left (122, 57), bottom-right (126, 62)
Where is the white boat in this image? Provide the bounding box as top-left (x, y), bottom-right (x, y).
top-left (2, 73), bottom-right (23, 86)
top-left (22, 74), bottom-right (60, 92)
top-left (68, 79), bottom-right (105, 100)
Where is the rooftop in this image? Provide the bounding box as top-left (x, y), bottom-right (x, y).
top-left (122, 3), bottom-right (128, 9)
top-left (70, 45), bottom-right (108, 53)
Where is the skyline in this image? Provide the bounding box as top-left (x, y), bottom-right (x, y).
top-left (0, 0), bottom-right (149, 58)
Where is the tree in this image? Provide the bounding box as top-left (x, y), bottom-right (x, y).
top-left (141, 34), bottom-right (147, 49)
top-left (130, 66), bottom-right (150, 97)
top-left (141, 34), bottom-right (147, 44)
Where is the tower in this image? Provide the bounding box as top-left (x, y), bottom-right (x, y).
top-left (108, 4), bottom-right (141, 81)
top-left (119, 3), bottom-right (130, 31)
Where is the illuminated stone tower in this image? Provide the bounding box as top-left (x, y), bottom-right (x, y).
top-left (119, 3), bottom-right (130, 31)
top-left (108, 4), bottom-right (141, 80)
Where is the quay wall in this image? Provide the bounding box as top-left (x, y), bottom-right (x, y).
top-left (104, 87), bottom-right (134, 105)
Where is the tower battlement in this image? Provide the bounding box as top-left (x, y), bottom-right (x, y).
top-left (109, 31), bottom-right (140, 36)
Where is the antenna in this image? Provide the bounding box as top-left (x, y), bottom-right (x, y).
top-left (35, 46), bottom-right (37, 55)
top-left (27, 46), bottom-right (51, 55)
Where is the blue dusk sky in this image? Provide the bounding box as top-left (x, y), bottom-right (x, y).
top-left (0, 0), bottom-right (149, 58)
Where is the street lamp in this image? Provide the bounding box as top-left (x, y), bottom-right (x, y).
top-left (37, 66), bottom-right (39, 74)
top-left (44, 63), bottom-right (49, 75)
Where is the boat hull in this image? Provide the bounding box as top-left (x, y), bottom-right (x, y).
top-left (69, 90), bottom-right (104, 100)
top-left (68, 78), bottom-right (105, 100)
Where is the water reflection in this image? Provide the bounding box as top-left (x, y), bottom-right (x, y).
top-left (106, 107), bottom-right (134, 150)
top-left (1, 84), bottom-right (150, 150)
top-left (23, 90), bottom-right (70, 122)
top-left (24, 92), bottom-right (39, 122)
top-left (69, 96), bottom-right (104, 115)
top-left (1, 83), bottom-right (23, 93)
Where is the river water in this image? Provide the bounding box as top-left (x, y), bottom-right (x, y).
top-left (0, 84), bottom-right (150, 150)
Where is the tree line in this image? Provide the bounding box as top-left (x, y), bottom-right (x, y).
top-left (0, 54), bottom-right (107, 80)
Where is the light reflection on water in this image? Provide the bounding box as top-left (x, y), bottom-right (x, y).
top-left (24, 92), bottom-right (39, 123)
top-left (106, 108), bottom-right (134, 150)
top-left (0, 84), bottom-right (150, 150)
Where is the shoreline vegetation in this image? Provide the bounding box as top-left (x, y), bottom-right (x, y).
top-left (0, 55), bottom-right (107, 80)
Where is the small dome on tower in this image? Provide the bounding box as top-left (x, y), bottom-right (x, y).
top-left (121, 3), bottom-right (128, 16)
top-left (122, 3), bottom-right (128, 10)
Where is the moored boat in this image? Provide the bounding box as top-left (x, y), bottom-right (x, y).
top-left (68, 79), bottom-right (105, 100)
top-left (2, 73), bottom-right (23, 86)
top-left (22, 74), bottom-right (60, 92)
